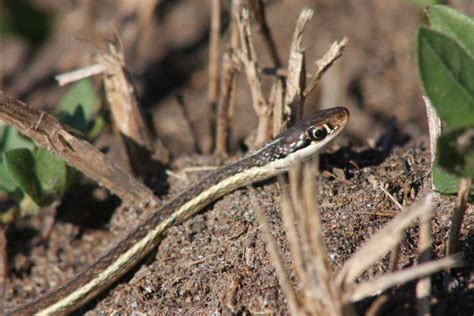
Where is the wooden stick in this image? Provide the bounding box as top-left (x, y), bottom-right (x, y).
top-left (0, 93), bottom-right (158, 207)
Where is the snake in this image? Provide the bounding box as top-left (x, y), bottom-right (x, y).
top-left (7, 107), bottom-right (349, 315)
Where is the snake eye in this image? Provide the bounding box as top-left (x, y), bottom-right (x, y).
top-left (309, 126), bottom-right (328, 141)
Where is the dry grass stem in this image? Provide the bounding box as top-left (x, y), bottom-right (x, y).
top-left (236, 7), bottom-right (271, 147)
top-left (55, 64), bottom-right (106, 86)
top-left (416, 211), bottom-right (433, 316)
top-left (214, 50), bottom-right (238, 155)
top-left (247, 0), bottom-right (282, 67)
top-left (447, 177), bottom-right (472, 256)
top-left (251, 187), bottom-right (301, 316)
top-left (389, 243), bottom-right (401, 272)
top-left (259, 163), bottom-right (458, 314)
top-left (347, 256), bottom-right (459, 302)
top-left (208, 0), bottom-right (221, 108)
top-left (304, 37), bottom-right (348, 98)
top-left (278, 178), bottom-right (307, 291)
top-left (0, 93), bottom-right (158, 206)
top-left (214, 0), bottom-right (241, 155)
top-left (95, 40), bottom-right (153, 150)
top-left (379, 185), bottom-right (403, 210)
top-left (271, 80), bottom-right (286, 136)
top-left (96, 39), bottom-right (170, 171)
top-left (336, 194), bottom-right (434, 287)
top-left (275, 162), bottom-right (345, 315)
top-left (284, 8), bottom-right (312, 124)
top-left (299, 162), bottom-right (345, 315)
top-left (365, 295), bottom-right (389, 316)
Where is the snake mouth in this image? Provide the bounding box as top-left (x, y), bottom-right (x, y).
top-left (326, 107), bottom-right (349, 136)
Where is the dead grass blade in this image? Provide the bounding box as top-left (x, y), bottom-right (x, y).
top-left (336, 194), bottom-right (434, 287)
top-left (285, 8), bottom-right (312, 123)
top-left (347, 255), bottom-right (461, 302)
top-left (304, 37), bottom-right (348, 98)
top-left (55, 64), bottom-right (106, 86)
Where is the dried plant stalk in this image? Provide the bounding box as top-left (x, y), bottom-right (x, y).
top-left (347, 256), bottom-right (459, 302)
top-left (208, 0), bottom-right (221, 109)
top-left (336, 195), bottom-right (434, 287)
top-left (416, 211), bottom-right (433, 316)
top-left (284, 8), bottom-right (312, 124)
top-left (55, 64), bottom-right (106, 86)
top-left (271, 80), bottom-right (286, 136)
top-left (236, 7), bottom-right (272, 148)
top-left (96, 39), bottom-right (169, 174)
top-left (447, 177), bottom-right (472, 256)
top-left (214, 51), bottom-right (238, 155)
top-left (0, 93), bottom-right (158, 206)
top-left (214, 0), bottom-right (240, 155)
top-left (303, 37), bottom-right (348, 98)
top-left (274, 161), bottom-right (346, 316)
top-left (299, 161), bottom-right (345, 315)
top-left (258, 160), bottom-right (459, 314)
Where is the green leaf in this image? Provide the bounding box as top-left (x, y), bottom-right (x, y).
top-left (437, 127), bottom-right (474, 178)
top-left (432, 163), bottom-right (460, 194)
top-left (59, 106), bottom-right (87, 133)
top-left (34, 148), bottom-right (68, 204)
top-left (432, 162), bottom-right (474, 195)
top-left (57, 79), bottom-right (96, 123)
top-left (0, 125), bottom-right (35, 194)
top-left (416, 27), bottom-right (474, 128)
top-left (0, 163), bottom-right (18, 193)
top-left (4, 149), bottom-right (42, 206)
top-left (0, 124), bottom-right (34, 152)
top-left (429, 5), bottom-right (474, 59)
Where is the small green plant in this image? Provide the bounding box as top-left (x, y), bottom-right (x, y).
top-left (0, 79), bottom-right (102, 223)
top-left (416, 5), bottom-right (474, 195)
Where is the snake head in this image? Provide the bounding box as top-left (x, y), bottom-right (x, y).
top-left (265, 107), bottom-right (349, 166)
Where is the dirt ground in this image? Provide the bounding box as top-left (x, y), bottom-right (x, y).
top-left (3, 0), bottom-right (474, 315)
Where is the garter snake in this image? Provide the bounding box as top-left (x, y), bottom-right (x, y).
top-left (8, 107), bottom-right (349, 315)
